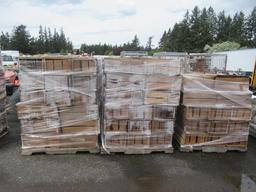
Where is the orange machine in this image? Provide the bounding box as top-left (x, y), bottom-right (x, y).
top-left (5, 70), bottom-right (19, 96)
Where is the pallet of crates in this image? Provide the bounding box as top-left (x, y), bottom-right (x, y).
top-left (250, 96), bottom-right (256, 138)
top-left (175, 74), bottom-right (252, 153)
top-left (0, 67), bottom-right (7, 138)
top-left (17, 56), bottom-right (100, 155)
top-left (101, 57), bottom-right (182, 154)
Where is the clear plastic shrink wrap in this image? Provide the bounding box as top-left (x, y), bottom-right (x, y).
top-left (17, 56), bottom-right (100, 155)
top-left (249, 96), bottom-right (256, 137)
top-left (0, 66), bottom-right (7, 137)
top-left (101, 57), bottom-right (184, 154)
top-left (176, 74), bottom-right (252, 152)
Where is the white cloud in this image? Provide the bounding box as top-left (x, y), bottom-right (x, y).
top-left (0, 0), bottom-right (255, 48)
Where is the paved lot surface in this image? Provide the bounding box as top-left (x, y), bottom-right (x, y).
top-left (0, 94), bottom-right (256, 192)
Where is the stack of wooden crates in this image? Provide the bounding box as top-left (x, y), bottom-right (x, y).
top-left (102, 57), bottom-right (183, 154)
top-left (176, 74), bottom-right (252, 152)
top-left (0, 66), bottom-right (7, 138)
top-left (17, 56), bottom-right (100, 155)
top-left (249, 97), bottom-right (256, 138)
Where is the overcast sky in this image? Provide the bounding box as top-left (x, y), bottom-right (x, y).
top-left (0, 0), bottom-right (255, 48)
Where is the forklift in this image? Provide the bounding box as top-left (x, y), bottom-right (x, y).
top-left (1, 51), bottom-right (20, 96)
top-left (250, 60), bottom-right (256, 94)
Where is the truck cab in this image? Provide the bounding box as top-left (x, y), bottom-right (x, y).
top-left (1, 50), bottom-right (20, 95)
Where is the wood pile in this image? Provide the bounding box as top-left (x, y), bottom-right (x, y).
top-left (175, 74), bottom-right (252, 152)
top-left (17, 56), bottom-right (100, 155)
top-left (102, 57), bottom-right (183, 154)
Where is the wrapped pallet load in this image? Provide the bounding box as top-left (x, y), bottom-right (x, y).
top-left (101, 57), bottom-right (183, 154)
top-left (176, 74), bottom-right (252, 152)
top-left (250, 96), bottom-right (256, 137)
top-left (17, 56), bottom-right (100, 155)
top-left (0, 50), bottom-right (7, 138)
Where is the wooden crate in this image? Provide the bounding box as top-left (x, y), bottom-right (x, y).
top-left (104, 133), bottom-right (173, 154)
top-left (21, 133), bottom-right (99, 155)
top-left (104, 57), bottom-right (182, 76)
top-left (182, 91), bottom-right (252, 108)
top-left (175, 132), bottom-right (248, 152)
top-left (105, 105), bottom-right (177, 120)
top-left (183, 120), bottom-right (249, 134)
top-left (20, 56), bottom-right (97, 73)
top-left (183, 106), bottom-right (251, 121)
top-left (104, 120), bottom-right (174, 133)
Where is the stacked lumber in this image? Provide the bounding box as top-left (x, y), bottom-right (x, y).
top-left (17, 56), bottom-right (100, 155)
top-left (176, 74), bottom-right (252, 152)
top-left (102, 57), bottom-right (183, 154)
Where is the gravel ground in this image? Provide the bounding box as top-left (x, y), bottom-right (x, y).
top-left (0, 92), bottom-right (256, 192)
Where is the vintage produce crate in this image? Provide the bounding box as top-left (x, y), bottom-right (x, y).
top-left (17, 56), bottom-right (100, 155)
top-left (176, 74), bottom-right (252, 152)
top-left (102, 57), bottom-right (183, 154)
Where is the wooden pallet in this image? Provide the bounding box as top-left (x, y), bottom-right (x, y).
top-left (179, 145), bottom-right (247, 153)
top-left (174, 131), bottom-right (248, 153)
top-left (22, 147), bottom-right (100, 155)
top-left (101, 147), bottom-right (174, 155)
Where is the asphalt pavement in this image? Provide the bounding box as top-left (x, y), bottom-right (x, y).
top-left (0, 93), bottom-right (256, 192)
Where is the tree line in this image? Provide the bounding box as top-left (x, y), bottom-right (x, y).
top-left (80, 35), bottom-right (149, 55)
top-left (1, 6), bottom-right (256, 55)
top-left (0, 25), bottom-right (73, 54)
top-left (159, 6), bottom-right (256, 52)
top-left (81, 6), bottom-right (256, 55)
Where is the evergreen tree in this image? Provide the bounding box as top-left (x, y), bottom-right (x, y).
top-left (53, 28), bottom-right (59, 52)
top-left (180, 10), bottom-right (192, 51)
top-left (247, 7), bottom-right (256, 47)
top-left (38, 25), bottom-right (45, 53)
top-left (10, 25), bottom-right (31, 54)
top-left (131, 35), bottom-right (140, 50)
top-left (159, 30), bottom-right (169, 50)
top-left (59, 28), bottom-right (67, 52)
top-left (169, 23), bottom-right (183, 51)
top-left (230, 12), bottom-right (247, 46)
top-left (163, 11), bottom-right (192, 52)
top-left (29, 37), bottom-right (38, 54)
top-left (0, 32), bottom-right (11, 50)
top-left (198, 8), bottom-right (214, 49)
top-left (216, 11), bottom-right (232, 42)
top-left (48, 28), bottom-right (53, 52)
top-left (145, 36), bottom-right (153, 51)
top-left (44, 27), bottom-right (49, 52)
top-left (207, 7), bottom-right (218, 42)
top-left (189, 6), bottom-right (202, 52)
top-left (66, 38), bottom-right (73, 52)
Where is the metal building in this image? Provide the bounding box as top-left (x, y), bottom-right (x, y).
top-left (213, 48), bottom-right (256, 72)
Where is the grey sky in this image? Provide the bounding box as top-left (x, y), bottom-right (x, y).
top-left (0, 0), bottom-right (255, 48)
